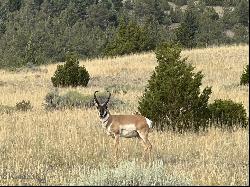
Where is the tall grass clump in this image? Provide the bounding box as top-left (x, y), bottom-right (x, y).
top-left (76, 160), bottom-right (192, 186)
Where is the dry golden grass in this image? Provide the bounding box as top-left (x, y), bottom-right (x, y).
top-left (0, 45), bottom-right (249, 185)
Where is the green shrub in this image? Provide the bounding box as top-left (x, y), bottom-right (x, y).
top-left (51, 53), bottom-right (90, 87)
top-left (138, 42), bottom-right (212, 132)
top-left (208, 99), bottom-right (248, 128)
top-left (240, 64), bottom-right (249, 85)
top-left (44, 90), bottom-right (125, 110)
top-left (76, 159), bottom-right (192, 186)
top-left (16, 100), bottom-right (32, 111)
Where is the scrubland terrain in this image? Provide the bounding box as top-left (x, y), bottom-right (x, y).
top-left (0, 45), bottom-right (249, 185)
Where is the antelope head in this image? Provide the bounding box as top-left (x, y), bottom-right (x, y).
top-left (94, 91), bottom-right (111, 118)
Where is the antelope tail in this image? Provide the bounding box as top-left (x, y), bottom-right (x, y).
top-left (145, 117), bottom-right (153, 128)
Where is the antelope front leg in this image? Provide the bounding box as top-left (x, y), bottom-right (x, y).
top-left (114, 134), bottom-right (120, 160)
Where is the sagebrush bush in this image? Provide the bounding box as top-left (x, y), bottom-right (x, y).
top-left (76, 159), bottom-right (192, 186)
top-left (138, 42), bottom-right (212, 132)
top-left (105, 84), bottom-right (131, 94)
top-left (44, 90), bottom-right (92, 110)
top-left (0, 104), bottom-right (16, 114)
top-left (44, 90), bottom-right (125, 110)
top-left (51, 53), bottom-right (90, 87)
top-left (208, 99), bottom-right (248, 128)
top-left (240, 64), bottom-right (249, 85)
top-left (16, 100), bottom-right (32, 111)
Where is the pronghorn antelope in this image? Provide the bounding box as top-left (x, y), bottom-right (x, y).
top-left (94, 91), bottom-right (153, 157)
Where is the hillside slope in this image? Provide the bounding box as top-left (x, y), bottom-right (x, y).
top-left (1, 44), bottom-right (248, 112)
top-left (0, 45), bottom-right (249, 186)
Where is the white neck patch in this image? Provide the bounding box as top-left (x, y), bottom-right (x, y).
top-left (100, 113), bottom-right (110, 128)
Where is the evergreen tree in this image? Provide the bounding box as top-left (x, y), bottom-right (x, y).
top-left (72, 0), bottom-right (93, 20)
top-left (59, 1), bottom-right (79, 27)
top-left (169, 6), bottom-right (183, 23)
top-left (33, 0), bottom-right (44, 11)
top-left (234, 0), bottom-right (249, 26)
top-left (86, 0), bottom-right (118, 30)
top-left (8, 0), bottom-right (22, 12)
top-left (0, 4), bottom-right (7, 36)
top-left (196, 7), bottom-right (223, 47)
top-left (240, 64), bottom-right (249, 85)
top-left (233, 23), bottom-right (249, 43)
top-left (203, 0), bottom-right (224, 6)
top-left (134, 0), bottom-right (169, 25)
top-left (221, 4), bottom-right (238, 29)
top-left (171, 0), bottom-right (187, 6)
top-left (51, 53), bottom-right (90, 87)
top-left (104, 18), bottom-right (154, 56)
top-left (112, 0), bottom-right (123, 11)
top-left (175, 1), bottom-right (200, 48)
top-left (138, 43), bottom-right (212, 132)
top-left (0, 0), bottom-right (249, 68)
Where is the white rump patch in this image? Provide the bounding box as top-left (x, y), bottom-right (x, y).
top-left (145, 117), bottom-right (153, 128)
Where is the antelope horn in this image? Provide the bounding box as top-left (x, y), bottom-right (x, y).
top-left (104, 91), bottom-right (111, 105)
top-left (94, 91), bottom-right (100, 106)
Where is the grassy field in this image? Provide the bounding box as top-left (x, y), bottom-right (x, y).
top-left (0, 45), bottom-right (249, 185)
